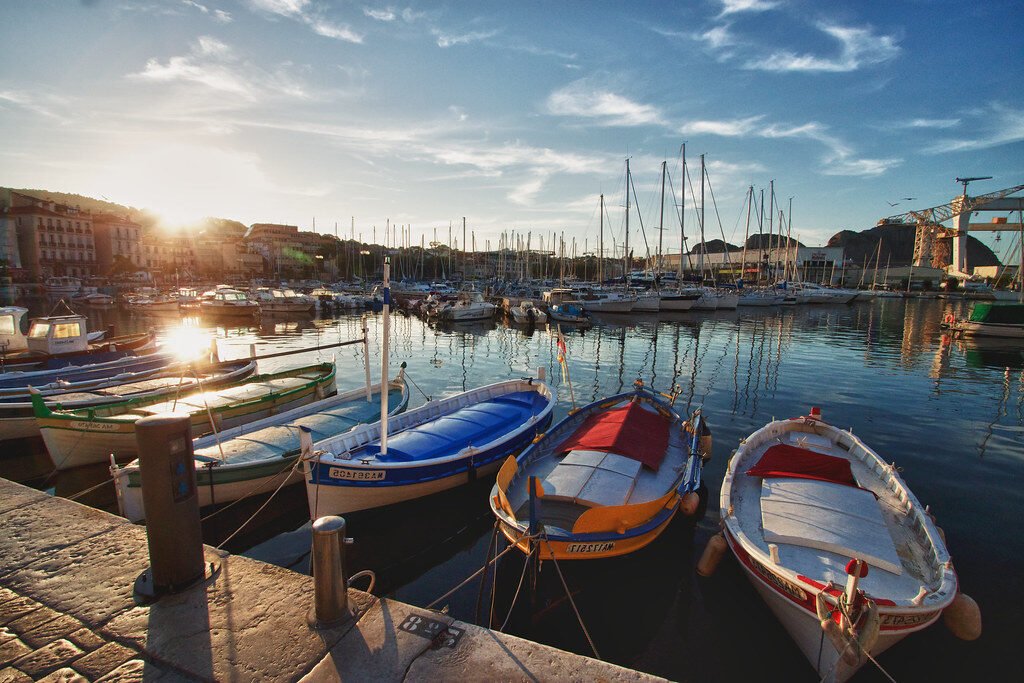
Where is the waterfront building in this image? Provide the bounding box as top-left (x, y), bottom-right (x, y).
top-left (92, 213), bottom-right (143, 273)
top-left (245, 223), bottom-right (335, 279)
top-left (4, 192), bottom-right (95, 280)
top-left (144, 234), bottom-right (197, 281)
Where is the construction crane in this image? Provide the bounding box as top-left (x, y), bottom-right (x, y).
top-left (881, 182), bottom-right (1024, 269)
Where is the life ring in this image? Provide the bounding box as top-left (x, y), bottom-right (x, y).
top-left (943, 313), bottom-right (954, 324)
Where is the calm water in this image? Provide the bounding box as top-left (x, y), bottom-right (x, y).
top-left (4, 298), bottom-right (1021, 682)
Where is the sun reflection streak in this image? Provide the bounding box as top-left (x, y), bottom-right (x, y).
top-left (161, 321), bottom-right (213, 362)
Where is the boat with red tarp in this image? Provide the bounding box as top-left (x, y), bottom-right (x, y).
top-left (717, 407), bottom-right (970, 682)
top-left (490, 380), bottom-right (711, 561)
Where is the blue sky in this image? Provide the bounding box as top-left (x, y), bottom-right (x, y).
top-left (1, 0), bottom-right (1022, 259)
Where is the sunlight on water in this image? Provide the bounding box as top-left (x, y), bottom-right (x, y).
top-left (161, 320), bottom-right (214, 362)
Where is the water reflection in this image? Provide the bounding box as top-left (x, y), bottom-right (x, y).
top-left (4, 296), bottom-right (1020, 681)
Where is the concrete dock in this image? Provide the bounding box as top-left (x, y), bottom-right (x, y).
top-left (0, 478), bottom-right (663, 682)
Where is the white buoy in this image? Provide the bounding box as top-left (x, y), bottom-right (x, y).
top-left (944, 592), bottom-right (982, 641)
top-left (696, 533), bottom-right (727, 577)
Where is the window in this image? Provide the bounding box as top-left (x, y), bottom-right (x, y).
top-left (28, 322), bottom-right (50, 338)
top-left (53, 322), bottom-right (82, 339)
top-left (0, 315), bottom-right (14, 335)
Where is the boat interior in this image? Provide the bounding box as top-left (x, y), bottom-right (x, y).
top-left (729, 422), bottom-right (949, 605)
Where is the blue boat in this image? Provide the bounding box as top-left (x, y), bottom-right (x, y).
top-left (301, 376), bottom-right (555, 517)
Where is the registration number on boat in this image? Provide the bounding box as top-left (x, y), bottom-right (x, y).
top-left (328, 467), bottom-right (385, 481)
top-left (565, 542), bottom-right (615, 554)
top-left (69, 421), bottom-right (123, 432)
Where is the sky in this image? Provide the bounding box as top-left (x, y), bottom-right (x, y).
top-left (1, 0), bottom-right (1022, 259)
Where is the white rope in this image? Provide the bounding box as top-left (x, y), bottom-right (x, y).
top-left (425, 533), bottom-right (537, 611)
top-left (215, 456), bottom-right (302, 549)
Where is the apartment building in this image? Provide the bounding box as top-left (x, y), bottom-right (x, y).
top-left (5, 193), bottom-right (96, 279)
top-left (92, 213), bottom-right (143, 272)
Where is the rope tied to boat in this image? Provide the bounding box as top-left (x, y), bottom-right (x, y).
top-left (424, 530), bottom-right (541, 612)
top-left (541, 532), bottom-right (602, 660)
top-left (404, 368), bottom-right (432, 402)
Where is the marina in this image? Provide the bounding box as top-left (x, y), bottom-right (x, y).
top-left (0, 294), bottom-right (1018, 681)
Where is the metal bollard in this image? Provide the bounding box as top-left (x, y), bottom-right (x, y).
top-left (310, 516), bottom-right (349, 627)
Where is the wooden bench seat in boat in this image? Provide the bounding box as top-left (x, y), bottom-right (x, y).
top-left (540, 449), bottom-right (642, 507)
top-left (760, 474), bottom-right (903, 575)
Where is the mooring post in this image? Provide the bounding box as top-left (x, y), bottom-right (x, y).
top-left (134, 413), bottom-right (210, 602)
top-left (311, 515), bottom-right (349, 626)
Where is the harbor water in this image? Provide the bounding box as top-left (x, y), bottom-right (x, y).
top-left (2, 298), bottom-right (1020, 682)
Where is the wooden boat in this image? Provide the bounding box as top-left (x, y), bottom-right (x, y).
top-left (252, 288), bottom-right (316, 314)
top-left (0, 312), bottom-right (156, 372)
top-left (718, 408), bottom-right (960, 682)
top-left (300, 257), bottom-right (553, 518)
top-left (547, 302), bottom-right (589, 324)
top-left (33, 361), bottom-right (335, 470)
top-left (489, 382), bottom-right (710, 561)
top-left (126, 294), bottom-right (180, 313)
top-left (947, 302), bottom-right (1024, 339)
top-left (0, 358), bottom-right (253, 441)
top-left (301, 376), bottom-right (553, 517)
top-left (112, 372), bottom-right (410, 522)
top-left (434, 290), bottom-right (496, 321)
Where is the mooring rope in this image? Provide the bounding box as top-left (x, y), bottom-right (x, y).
top-left (64, 476), bottom-right (113, 501)
top-left (425, 533), bottom-right (535, 611)
top-left (543, 537), bottom-right (601, 660)
top-left (215, 456), bottom-right (302, 550)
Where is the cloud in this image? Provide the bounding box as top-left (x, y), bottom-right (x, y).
top-left (432, 28), bottom-right (499, 48)
top-left (718, 0), bottom-right (780, 17)
top-left (546, 81), bottom-right (665, 127)
top-left (889, 118), bottom-right (961, 130)
top-left (0, 90), bottom-right (68, 121)
top-left (681, 115), bottom-right (764, 136)
top-left (246, 0), bottom-right (363, 43)
top-left (745, 23), bottom-right (900, 73)
top-left (214, 9), bottom-right (232, 23)
top-left (923, 103), bottom-right (1024, 153)
top-left (128, 37), bottom-right (310, 102)
top-left (697, 24), bottom-right (737, 50)
top-left (364, 7), bottom-right (395, 22)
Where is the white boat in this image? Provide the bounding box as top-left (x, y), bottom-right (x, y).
top-left (253, 288), bottom-right (316, 314)
top-left (716, 291), bottom-right (739, 310)
top-left (718, 407), bottom-right (962, 682)
top-left (82, 293), bottom-right (114, 306)
top-left (631, 290), bottom-right (661, 312)
top-left (547, 302), bottom-right (589, 324)
top-left (112, 373), bottom-right (409, 522)
top-left (691, 289), bottom-right (719, 311)
top-left (200, 289), bottom-right (261, 317)
top-left (948, 302), bottom-right (1024, 339)
top-left (509, 300), bottom-right (547, 324)
top-left (126, 294), bottom-right (180, 313)
top-left (658, 290), bottom-right (701, 311)
top-left (436, 290), bottom-right (496, 321)
top-left (44, 276), bottom-right (81, 295)
top-left (738, 290), bottom-right (783, 307)
top-left (580, 289), bottom-right (636, 314)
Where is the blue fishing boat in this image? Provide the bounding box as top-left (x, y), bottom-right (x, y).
top-left (490, 381), bottom-right (711, 561)
top-left (300, 257), bottom-right (555, 517)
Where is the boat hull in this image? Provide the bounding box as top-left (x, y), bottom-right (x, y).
top-left (658, 295), bottom-right (697, 311)
top-left (582, 299), bottom-right (635, 313)
top-left (954, 321), bottom-right (1024, 338)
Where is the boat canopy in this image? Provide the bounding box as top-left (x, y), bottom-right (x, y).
top-left (559, 400), bottom-right (669, 470)
top-left (745, 443), bottom-right (856, 488)
top-left (969, 302), bottom-right (1024, 324)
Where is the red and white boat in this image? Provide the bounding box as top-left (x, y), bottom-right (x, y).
top-left (718, 408), bottom-right (968, 682)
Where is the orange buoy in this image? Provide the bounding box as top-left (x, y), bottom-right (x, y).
top-left (696, 532), bottom-right (728, 577)
top-left (944, 592), bottom-right (982, 640)
top-left (944, 313), bottom-right (955, 325)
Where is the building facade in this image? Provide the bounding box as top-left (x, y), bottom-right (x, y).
top-left (4, 193), bottom-right (96, 279)
top-left (92, 213), bottom-right (143, 273)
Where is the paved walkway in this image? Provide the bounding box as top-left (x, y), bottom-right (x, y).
top-left (0, 478), bottom-right (664, 682)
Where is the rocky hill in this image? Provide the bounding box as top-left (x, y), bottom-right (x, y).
top-left (827, 224), bottom-right (999, 268)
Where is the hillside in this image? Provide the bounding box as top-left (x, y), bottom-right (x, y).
top-left (827, 224), bottom-right (999, 268)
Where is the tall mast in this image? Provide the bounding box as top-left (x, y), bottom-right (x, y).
top-left (679, 143), bottom-right (687, 281)
top-left (786, 197), bottom-right (794, 282)
top-left (658, 160), bottom-right (666, 280)
top-left (768, 180), bottom-right (775, 280)
top-left (624, 158), bottom-right (631, 284)
top-left (741, 186), bottom-right (752, 287)
top-left (599, 194), bottom-right (604, 284)
top-left (699, 154), bottom-right (706, 278)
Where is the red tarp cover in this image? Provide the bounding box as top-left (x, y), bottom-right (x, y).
top-left (559, 400), bottom-right (670, 470)
top-left (746, 444), bottom-right (856, 487)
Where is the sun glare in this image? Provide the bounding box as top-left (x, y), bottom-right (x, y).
top-left (162, 322), bottom-right (214, 362)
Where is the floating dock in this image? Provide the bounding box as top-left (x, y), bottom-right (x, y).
top-left (0, 478), bottom-right (661, 681)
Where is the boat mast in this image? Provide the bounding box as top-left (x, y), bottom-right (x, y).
top-left (624, 158), bottom-right (631, 286)
top-left (741, 186), bottom-right (753, 287)
top-left (599, 194), bottom-right (604, 284)
top-left (658, 160), bottom-right (666, 283)
top-left (679, 143), bottom-right (687, 283)
top-left (767, 180), bottom-right (775, 281)
top-left (699, 154), bottom-right (706, 280)
top-left (380, 257), bottom-right (391, 455)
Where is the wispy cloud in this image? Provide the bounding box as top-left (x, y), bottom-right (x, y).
top-left (890, 117), bottom-right (961, 130)
top-left (364, 7), bottom-right (395, 22)
top-left (718, 0), bottom-right (781, 17)
top-left (681, 115), bottom-right (763, 136)
top-left (546, 80), bottom-right (665, 127)
top-left (0, 90), bottom-right (69, 121)
top-left (246, 0), bottom-right (363, 43)
top-left (214, 9), bottom-right (232, 23)
top-left (923, 103), bottom-right (1024, 153)
top-left (127, 36), bottom-right (310, 102)
top-left (432, 28), bottom-right (500, 48)
top-left (745, 22), bottom-right (899, 73)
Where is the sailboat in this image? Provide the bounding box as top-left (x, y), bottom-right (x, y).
top-left (300, 258), bottom-right (555, 517)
